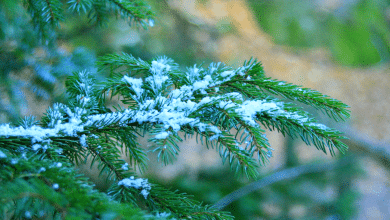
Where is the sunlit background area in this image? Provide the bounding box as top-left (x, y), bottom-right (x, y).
top-left (1, 0), bottom-right (390, 219)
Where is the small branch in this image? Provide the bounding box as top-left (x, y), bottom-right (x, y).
top-left (338, 125), bottom-right (390, 170)
top-left (211, 158), bottom-right (352, 210)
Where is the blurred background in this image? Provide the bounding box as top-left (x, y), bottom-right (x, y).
top-left (1, 0), bottom-right (390, 219)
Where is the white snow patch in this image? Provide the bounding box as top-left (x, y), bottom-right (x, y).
top-left (32, 144), bottom-right (41, 151)
top-left (80, 134), bottom-right (87, 147)
top-left (0, 150), bottom-right (6, 158)
top-left (308, 122), bottom-right (328, 130)
top-left (118, 176), bottom-right (151, 199)
top-left (121, 162), bottom-right (129, 170)
top-left (122, 75), bottom-right (144, 99)
top-left (53, 183), bottom-right (59, 190)
top-left (155, 131), bottom-right (170, 139)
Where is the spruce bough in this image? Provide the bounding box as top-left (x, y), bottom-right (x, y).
top-left (0, 0), bottom-right (350, 218)
top-left (0, 54), bottom-right (349, 219)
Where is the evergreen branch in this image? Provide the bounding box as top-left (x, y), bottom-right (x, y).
top-left (146, 184), bottom-right (234, 219)
top-left (0, 155), bottom-right (147, 219)
top-left (25, 0), bottom-right (52, 38)
top-left (88, 0), bottom-right (109, 25)
top-left (84, 134), bottom-right (130, 180)
top-left (112, 127), bottom-right (148, 172)
top-left (23, 0), bottom-right (154, 40)
top-left (97, 52), bottom-right (151, 75)
top-left (258, 108), bottom-right (349, 156)
top-left (235, 122), bottom-right (272, 164)
top-left (213, 132), bottom-right (260, 179)
top-left (0, 52), bottom-right (351, 218)
top-left (42, 0), bottom-right (63, 26)
top-left (98, 72), bottom-right (144, 109)
top-left (249, 77), bottom-right (351, 121)
top-left (67, 0), bottom-right (93, 13)
top-left (109, 0), bottom-right (155, 28)
top-left (149, 127), bottom-right (182, 166)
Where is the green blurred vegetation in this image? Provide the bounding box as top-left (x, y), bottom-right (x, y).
top-left (248, 0), bottom-right (390, 66)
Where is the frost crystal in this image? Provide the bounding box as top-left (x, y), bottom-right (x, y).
top-left (118, 176), bottom-right (151, 199)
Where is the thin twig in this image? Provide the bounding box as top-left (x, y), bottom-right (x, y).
top-left (211, 158), bottom-right (352, 210)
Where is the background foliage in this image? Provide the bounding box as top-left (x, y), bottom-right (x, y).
top-left (247, 0), bottom-right (390, 66)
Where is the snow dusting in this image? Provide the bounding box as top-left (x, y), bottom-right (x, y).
top-left (118, 176), bottom-right (151, 199)
top-left (0, 58), bottom-right (329, 155)
top-left (235, 100), bottom-right (285, 126)
top-left (122, 75), bottom-right (144, 99)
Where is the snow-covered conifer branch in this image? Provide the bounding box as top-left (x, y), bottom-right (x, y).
top-left (93, 53), bottom-right (350, 176)
top-left (0, 52), bottom-right (350, 218)
top-left (248, 77), bottom-right (351, 121)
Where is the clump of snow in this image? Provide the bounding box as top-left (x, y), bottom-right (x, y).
top-left (155, 131), bottom-right (170, 139)
top-left (32, 144), bottom-right (41, 151)
top-left (186, 65), bottom-right (201, 82)
top-left (235, 100), bottom-right (285, 127)
top-left (0, 150), bottom-right (6, 158)
top-left (121, 162), bottom-right (129, 171)
top-left (80, 134), bottom-right (88, 147)
top-left (53, 183), bottom-right (59, 190)
top-left (266, 147), bottom-right (274, 158)
top-left (219, 100), bottom-right (236, 110)
top-left (283, 112), bottom-right (309, 124)
top-left (150, 60), bottom-right (171, 73)
top-left (118, 176), bottom-right (152, 199)
top-left (308, 122), bottom-right (328, 130)
top-left (149, 19), bottom-right (155, 27)
top-left (25, 211), bottom-right (31, 219)
top-left (55, 148), bottom-right (63, 154)
top-left (220, 70), bottom-right (235, 78)
top-left (122, 75), bottom-right (144, 99)
top-left (146, 59), bottom-right (172, 93)
top-left (193, 75), bottom-right (212, 91)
